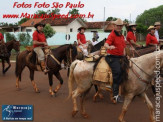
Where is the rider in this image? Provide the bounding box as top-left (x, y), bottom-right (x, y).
top-left (77, 27), bottom-right (90, 56)
top-left (33, 23), bottom-right (48, 73)
top-left (146, 26), bottom-right (159, 46)
top-left (126, 23), bottom-right (141, 48)
top-left (0, 32), bottom-right (8, 57)
top-left (104, 18), bottom-right (126, 103)
top-left (154, 22), bottom-right (161, 43)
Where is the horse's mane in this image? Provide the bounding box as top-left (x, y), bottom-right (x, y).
top-left (91, 38), bottom-right (106, 52)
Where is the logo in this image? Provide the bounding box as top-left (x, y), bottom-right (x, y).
top-left (2, 105), bottom-right (33, 121)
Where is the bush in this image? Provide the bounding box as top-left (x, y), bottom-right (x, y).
top-left (43, 24), bottom-right (55, 38)
top-left (18, 33), bottom-right (32, 47)
top-left (5, 33), bottom-right (16, 42)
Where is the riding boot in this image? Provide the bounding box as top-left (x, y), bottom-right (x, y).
top-left (40, 61), bottom-right (49, 74)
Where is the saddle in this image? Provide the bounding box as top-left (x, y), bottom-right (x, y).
top-left (93, 57), bottom-right (113, 89)
top-left (84, 46), bottom-right (107, 62)
top-left (26, 49), bottom-right (42, 71)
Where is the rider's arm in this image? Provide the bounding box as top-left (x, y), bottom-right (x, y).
top-left (77, 39), bottom-right (84, 46)
top-left (130, 40), bottom-right (140, 47)
top-left (33, 40), bottom-right (46, 46)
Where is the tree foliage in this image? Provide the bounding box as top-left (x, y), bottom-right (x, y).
top-left (43, 24), bottom-right (55, 38)
top-left (136, 5), bottom-right (163, 36)
top-left (18, 18), bottom-right (30, 25)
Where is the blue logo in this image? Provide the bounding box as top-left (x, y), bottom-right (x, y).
top-left (2, 105), bottom-right (33, 121)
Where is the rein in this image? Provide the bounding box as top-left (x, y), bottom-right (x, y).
top-left (129, 43), bottom-right (140, 57)
top-left (129, 59), bottom-right (151, 84)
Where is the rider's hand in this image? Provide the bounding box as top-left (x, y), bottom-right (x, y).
top-left (43, 42), bottom-right (48, 46)
top-left (109, 46), bottom-right (116, 50)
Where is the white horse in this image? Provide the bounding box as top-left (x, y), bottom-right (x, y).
top-left (67, 50), bottom-right (163, 122)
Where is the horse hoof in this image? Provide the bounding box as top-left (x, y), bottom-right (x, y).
top-left (72, 110), bottom-right (78, 117)
top-left (81, 113), bottom-right (89, 119)
top-left (50, 92), bottom-right (55, 97)
top-left (35, 89), bottom-right (40, 93)
top-left (93, 96), bottom-right (96, 102)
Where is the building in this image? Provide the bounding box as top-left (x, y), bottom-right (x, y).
top-left (20, 18), bottom-right (86, 33)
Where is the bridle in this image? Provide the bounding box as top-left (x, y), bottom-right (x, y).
top-left (129, 59), bottom-right (152, 84)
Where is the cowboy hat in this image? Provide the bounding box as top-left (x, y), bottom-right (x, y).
top-left (34, 23), bottom-right (45, 28)
top-left (128, 23), bottom-right (137, 26)
top-left (154, 22), bottom-right (161, 26)
top-left (112, 18), bottom-right (124, 26)
top-left (147, 26), bottom-right (156, 30)
top-left (78, 26), bottom-right (86, 31)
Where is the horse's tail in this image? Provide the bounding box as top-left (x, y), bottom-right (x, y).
top-left (67, 60), bottom-right (79, 100)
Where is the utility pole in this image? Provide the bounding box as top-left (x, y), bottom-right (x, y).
top-left (103, 7), bottom-right (105, 31)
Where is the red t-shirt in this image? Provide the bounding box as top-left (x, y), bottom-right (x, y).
top-left (0, 33), bottom-right (4, 41)
top-left (77, 33), bottom-right (86, 45)
top-left (105, 30), bottom-right (126, 56)
top-left (126, 31), bottom-right (136, 43)
top-left (146, 33), bottom-right (158, 46)
top-left (33, 31), bottom-right (46, 48)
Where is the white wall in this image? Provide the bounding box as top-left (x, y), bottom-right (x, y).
top-left (66, 19), bottom-right (82, 33)
top-left (22, 27), bottom-right (35, 32)
top-left (52, 26), bottom-right (67, 33)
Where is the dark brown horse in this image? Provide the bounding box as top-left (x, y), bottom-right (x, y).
top-left (0, 40), bottom-right (20, 74)
top-left (15, 44), bottom-right (77, 96)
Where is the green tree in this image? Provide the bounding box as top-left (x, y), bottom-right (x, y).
top-left (5, 33), bottom-right (16, 42)
top-left (69, 9), bottom-right (79, 16)
top-left (18, 33), bottom-right (32, 47)
top-left (136, 5), bottom-right (163, 37)
top-left (18, 18), bottom-right (30, 25)
top-left (124, 19), bottom-right (129, 23)
top-left (106, 17), bottom-right (117, 21)
top-left (43, 24), bottom-right (55, 38)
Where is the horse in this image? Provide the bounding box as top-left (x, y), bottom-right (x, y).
top-left (76, 38), bottom-right (106, 60)
top-left (0, 40), bottom-right (20, 74)
top-left (15, 44), bottom-right (77, 96)
top-left (67, 50), bottom-right (163, 122)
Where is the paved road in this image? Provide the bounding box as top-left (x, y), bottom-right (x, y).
top-left (0, 63), bottom-right (162, 122)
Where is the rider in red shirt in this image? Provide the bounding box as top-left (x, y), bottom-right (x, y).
top-left (33, 23), bottom-right (48, 73)
top-left (146, 26), bottom-right (159, 46)
top-left (104, 18), bottom-right (126, 103)
top-left (77, 27), bottom-right (90, 56)
top-left (126, 23), bottom-right (141, 48)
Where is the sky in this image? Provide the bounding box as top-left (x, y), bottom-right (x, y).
top-left (0, 0), bottom-right (163, 24)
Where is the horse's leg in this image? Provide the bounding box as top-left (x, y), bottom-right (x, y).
top-left (80, 87), bottom-right (92, 118)
top-left (72, 88), bottom-right (81, 117)
top-left (119, 94), bottom-right (134, 122)
top-left (2, 59), bottom-right (5, 74)
top-left (48, 72), bottom-right (55, 96)
top-left (29, 69), bottom-right (40, 93)
top-left (3, 58), bottom-right (11, 74)
top-left (53, 72), bottom-right (63, 94)
top-left (93, 86), bottom-right (104, 102)
top-left (140, 92), bottom-right (155, 122)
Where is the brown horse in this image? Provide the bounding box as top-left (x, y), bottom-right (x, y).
top-left (67, 51), bottom-right (163, 121)
top-left (0, 40), bottom-right (20, 74)
top-left (15, 44), bottom-right (77, 96)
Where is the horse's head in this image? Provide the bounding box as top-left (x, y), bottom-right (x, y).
top-left (64, 44), bottom-right (77, 67)
top-left (12, 40), bottom-right (20, 52)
